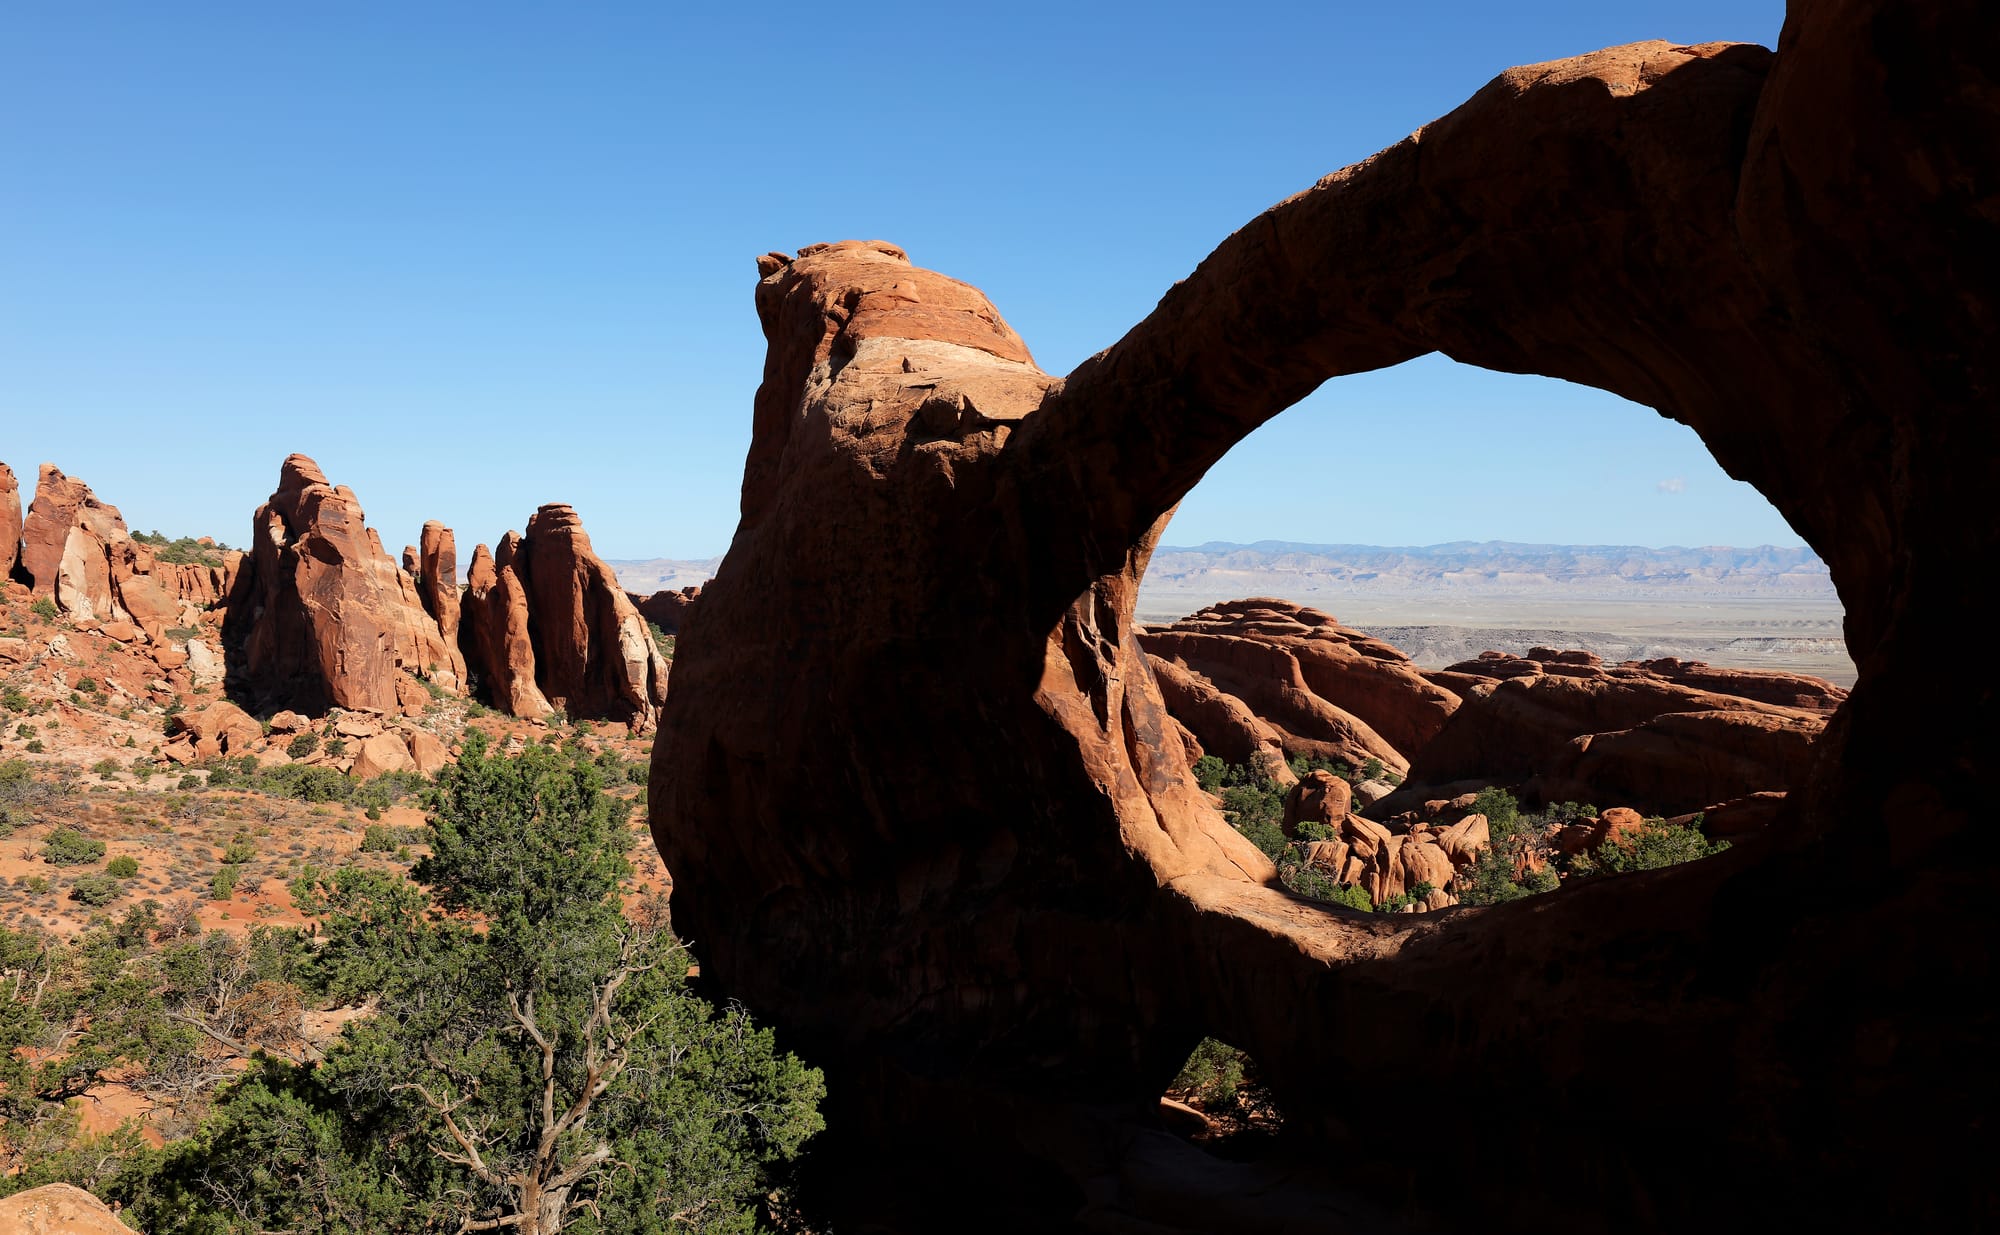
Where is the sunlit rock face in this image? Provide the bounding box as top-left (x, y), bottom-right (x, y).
top-left (652, 4), bottom-right (1998, 1228)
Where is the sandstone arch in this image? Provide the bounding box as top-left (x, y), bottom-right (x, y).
top-left (652, 3), bottom-right (1996, 1228)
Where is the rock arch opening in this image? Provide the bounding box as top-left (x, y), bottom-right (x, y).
top-left (653, 9), bottom-right (1994, 1229)
top-left (1133, 358), bottom-right (1851, 918)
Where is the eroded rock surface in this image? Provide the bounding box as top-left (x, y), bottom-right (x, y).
top-left (653, 5), bottom-right (1996, 1227)
top-left (0, 461), bottom-right (20, 582)
top-left (1400, 647), bottom-right (1831, 814)
top-left (228, 454), bottom-right (459, 715)
top-left (458, 509), bottom-right (667, 731)
top-left (1142, 598), bottom-right (1460, 776)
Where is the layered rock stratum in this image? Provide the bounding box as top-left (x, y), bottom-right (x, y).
top-left (651, 5), bottom-right (1997, 1228)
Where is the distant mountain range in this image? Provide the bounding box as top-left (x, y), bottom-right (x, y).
top-left (609, 542), bottom-right (1837, 599)
top-left (1139, 540), bottom-right (1835, 596)
top-left (607, 556), bottom-right (724, 594)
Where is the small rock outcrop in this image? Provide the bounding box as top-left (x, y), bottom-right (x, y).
top-left (0, 1183), bottom-right (131, 1235)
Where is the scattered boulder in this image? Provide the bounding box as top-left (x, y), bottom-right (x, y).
top-left (404, 727), bottom-right (451, 777)
top-left (1281, 770), bottom-right (1352, 839)
top-left (178, 700), bottom-right (263, 760)
top-left (0, 1183), bottom-right (132, 1235)
top-left (350, 731), bottom-right (413, 780)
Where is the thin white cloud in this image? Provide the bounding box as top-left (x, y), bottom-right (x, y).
top-left (1657, 477), bottom-right (1688, 495)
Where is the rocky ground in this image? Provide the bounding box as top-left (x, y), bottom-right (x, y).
top-left (0, 577), bottom-right (667, 945)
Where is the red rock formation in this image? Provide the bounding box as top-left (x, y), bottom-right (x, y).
top-left (458, 508), bottom-right (666, 730)
top-left (642, 7), bottom-right (1992, 1224)
top-left (416, 521), bottom-right (468, 688)
top-left (9, 463), bottom-right (208, 639)
top-left (1143, 599), bottom-right (1460, 764)
top-left (521, 504), bottom-right (667, 730)
top-left (631, 584), bottom-right (700, 634)
top-left (229, 454), bottom-right (459, 715)
top-left (1403, 649), bottom-right (1830, 813)
top-left (0, 461), bottom-right (20, 582)
top-left (459, 535), bottom-right (552, 719)
top-left (1634, 656), bottom-right (1847, 712)
top-left (1148, 654), bottom-right (1293, 783)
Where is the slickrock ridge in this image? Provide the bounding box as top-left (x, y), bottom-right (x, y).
top-left (1398, 647), bottom-right (1831, 814)
top-left (1141, 598), bottom-right (1460, 775)
top-left (0, 461), bottom-right (20, 581)
top-left (228, 454), bottom-right (460, 715)
top-left (630, 584), bottom-right (700, 634)
top-left (653, 5), bottom-right (1997, 1228)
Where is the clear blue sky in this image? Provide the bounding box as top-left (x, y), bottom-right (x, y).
top-left (1, 1), bottom-right (1793, 561)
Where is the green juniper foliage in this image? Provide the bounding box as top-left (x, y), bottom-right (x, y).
top-left (115, 731), bottom-right (825, 1234)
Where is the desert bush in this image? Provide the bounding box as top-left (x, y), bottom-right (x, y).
top-left (209, 866), bottom-right (238, 900)
top-left (286, 733), bottom-right (319, 760)
top-left (44, 827), bottom-right (107, 865)
top-left (108, 855), bottom-right (141, 879)
top-left (220, 836), bottom-right (257, 865)
top-left (1593, 816), bottom-right (1728, 873)
top-left (1172, 1037), bottom-right (1248, 1105)
top-left (69, 872), bottom-right (121, 906)
top-left (30, 597), bottom-right (59, 622)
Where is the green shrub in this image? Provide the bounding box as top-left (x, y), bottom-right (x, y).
top-left (30, 597), bottom-right (59, 622)
top-left (70, 872), bottom-right (121, 906)
top-left (107, 855), bottom-right (141, 879)
top-left (322, 736), bottom-right (348, 759)
top-left (209, 866), bottom-right (238, 900)
top-left (3, 688), bottom-right (30, 711)
top-left (43, 827), bottom-right (107, 865)
top-left (75, 676), bottom-right (98, 693)
top-left (1191, 754), bottom-right (1227, 792)
top-left (1594, 817), bottom-right (1728, 873)
top-left (1172, 1038), bottom-right (1248, 1105)
top-left (359, 824), bottom-right (394, 852)
top-left (220, 836), bottom-right (257, 865)
top-left (23, 739), bottom-right (43, 753)
top-left (286, 733), bottom-right (319, 760)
